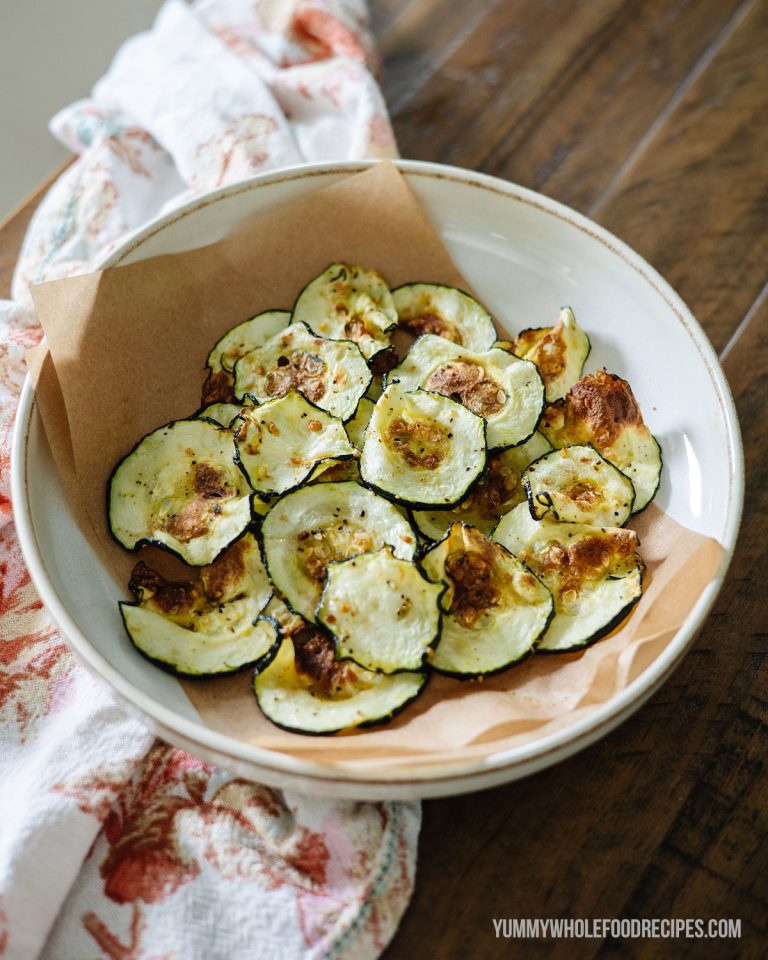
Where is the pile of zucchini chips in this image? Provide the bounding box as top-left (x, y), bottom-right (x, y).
top-left (109, 264), bottom-right (662, 734)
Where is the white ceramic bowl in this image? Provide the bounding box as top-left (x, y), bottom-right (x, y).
top-left (12, 160), bottom-right (743, 799)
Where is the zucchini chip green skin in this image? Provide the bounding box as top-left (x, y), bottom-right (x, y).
top-left (387, 335), bottom-right (544, 450)
top-left (292, 263), bottom-right (398, 360)
top-left (234, 391), bottom-right (356, 497)
top-left (195, 401), bottom-right (250, 429)
top-left (261, 481), bottom-right (418, 622)
top-left (538, 370), bottom-right (662, 513)
top-left (262, 595), bottom-right (305, 638)
top-left (522, 444), bottom-right (635, 527)
top-left (345, 396), bottom-right (375, 451)
top-left (253, 632), bottom-right (428, 735)
top-left (307, 459), bottom-right (362, 485)
top-left (421, 524), bottom-right (553, 678)
top-left (366, 375), bottom-right (384, 403)
top-left (108, 418), bottom-right (254, 566)
top-left (123, 608), bottom-right (281, 678)
top-left (119, 532), bottom-right (278, 677)
top-left (207, 310), bottom-right (292, 374)
top-left (412, 431), bottom-right (552, 542)
top-left (360, 382), bottom-right (487, 509)
top-left (316, 546), bottom-right (445, 674)
top-left (492, 502), bottom-right (644, 653)
top-left (511, 307), bottom-right (591, 402)
top-left (392, 283), bottom-right (496, 352)
top-left (233, 322), bottom-right (372, 422)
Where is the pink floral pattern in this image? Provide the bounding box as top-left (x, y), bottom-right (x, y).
top-left (0, 528), bottom-right (73, 742)
top-left (52, 761), bottom-right (148, 821)
top-left (193, 113), bottom-right (279, 188)
top-left (39, 746), bottom-right (418, 959)
top-left (291, 6), bottom-right (371, 64)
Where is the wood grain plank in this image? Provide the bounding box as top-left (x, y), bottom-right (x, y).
top-left (368, 0), bottom-right (414, 37)
top-left (387, 0), bottom-right (627, 166)
top-left (377, 0), bottom-right (500, 113)
top-left (485, 0), bottom-right (751, 212)
top-left (385, 0), bottom-right (748, 211)
top-left (593, 0), bottom-right (768, 354)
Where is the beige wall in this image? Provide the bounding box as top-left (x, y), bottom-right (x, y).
top-left (0, 0), bottom-right (164, 220)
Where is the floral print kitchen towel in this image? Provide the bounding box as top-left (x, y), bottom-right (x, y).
top-left (0, 3), bottom-right (416, 959)
top-left (13, 0), bottom-right (396, 301)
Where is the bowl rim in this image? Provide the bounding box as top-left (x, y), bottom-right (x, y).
top-left (11, 158), bottom-right (745, 791)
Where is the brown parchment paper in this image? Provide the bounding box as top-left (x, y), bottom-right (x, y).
top-left (30, 162), bottom-right (724, 770)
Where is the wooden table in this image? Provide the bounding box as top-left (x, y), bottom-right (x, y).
top-left (1, 2), bottom-right (764, 956)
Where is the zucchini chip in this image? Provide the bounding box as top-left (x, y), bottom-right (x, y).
top-left (208, 310), bottom-right (292, 374)
top-left (262, 594), bottom-right (305, 638)
top-left (234, 391), bottom-right (355, 496)
top-left (539, 370), bottom-right (662, 512)
top-left (292, 263), bottom-right (398, 360)
top-left (344, 396), bottom-right (375, 451)
top-left (392, 283), bottom-right (496, 352)
top-left (412, 431), bottom-right (552, 541)
top-left (421, 524), bottom-right (553, 678)
top-left (366, 375), bottom-right (384, 403)
top-left (261, 481), bottom-right (418, 622)
top-left (360, 382), bottom-right (487, 508)
top-left (124, 608), bottom-right (279, 678)
top-left (202, 310), bottom-right (291, 404)
top-left (317, 546), bottom-right (444, 674)
top-left (195, 401), bottom-right (248, 429)
top-left (387, 335), bottom-right (544, 450)
top-left (308, 459), bottom-right (362, 484)
top-left (523, 444), bottom-right (635, 526)
top-left (511, 307), bottom-right (590, 401)
top-left (493, 503), bottom-right (644, 653)
top-left (253, 629), bottom-right (427, 734)
top-left (233, 322), bottom-right (371, 421)
top-left (120, 534), bottom-right (277, 676)
top-left (109, 418), bottom-right (253, 566)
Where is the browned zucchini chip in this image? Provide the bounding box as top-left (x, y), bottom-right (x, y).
top-left (253, 629), bottom-right (427, 734)
top-left (261, 481), bottom-right (418, 622)
top-left (293, 263), bottom-right (398, 360)
top-left (421, 524), bottom-right (553, 677)
top-left (392, 283), bottom-right (496, 352)
top-left (233, 322), bottom-right (372, 422)
top-left (512, 306), bottom-right (590, 402)
top-left (387, 335), bottom-right (544, 450)
top-left (538, 370), bottom-right (662, 512)
top-left (108, 418), bottom-right (254, 566)
top-left (493, 503), bottom-right (644, 652)
top-left (523, 444), bottom-right (635, 526)
top-left (360, 381), bottom-right (487, 508)
top-left (120, 533), bottom-right (277, 676)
